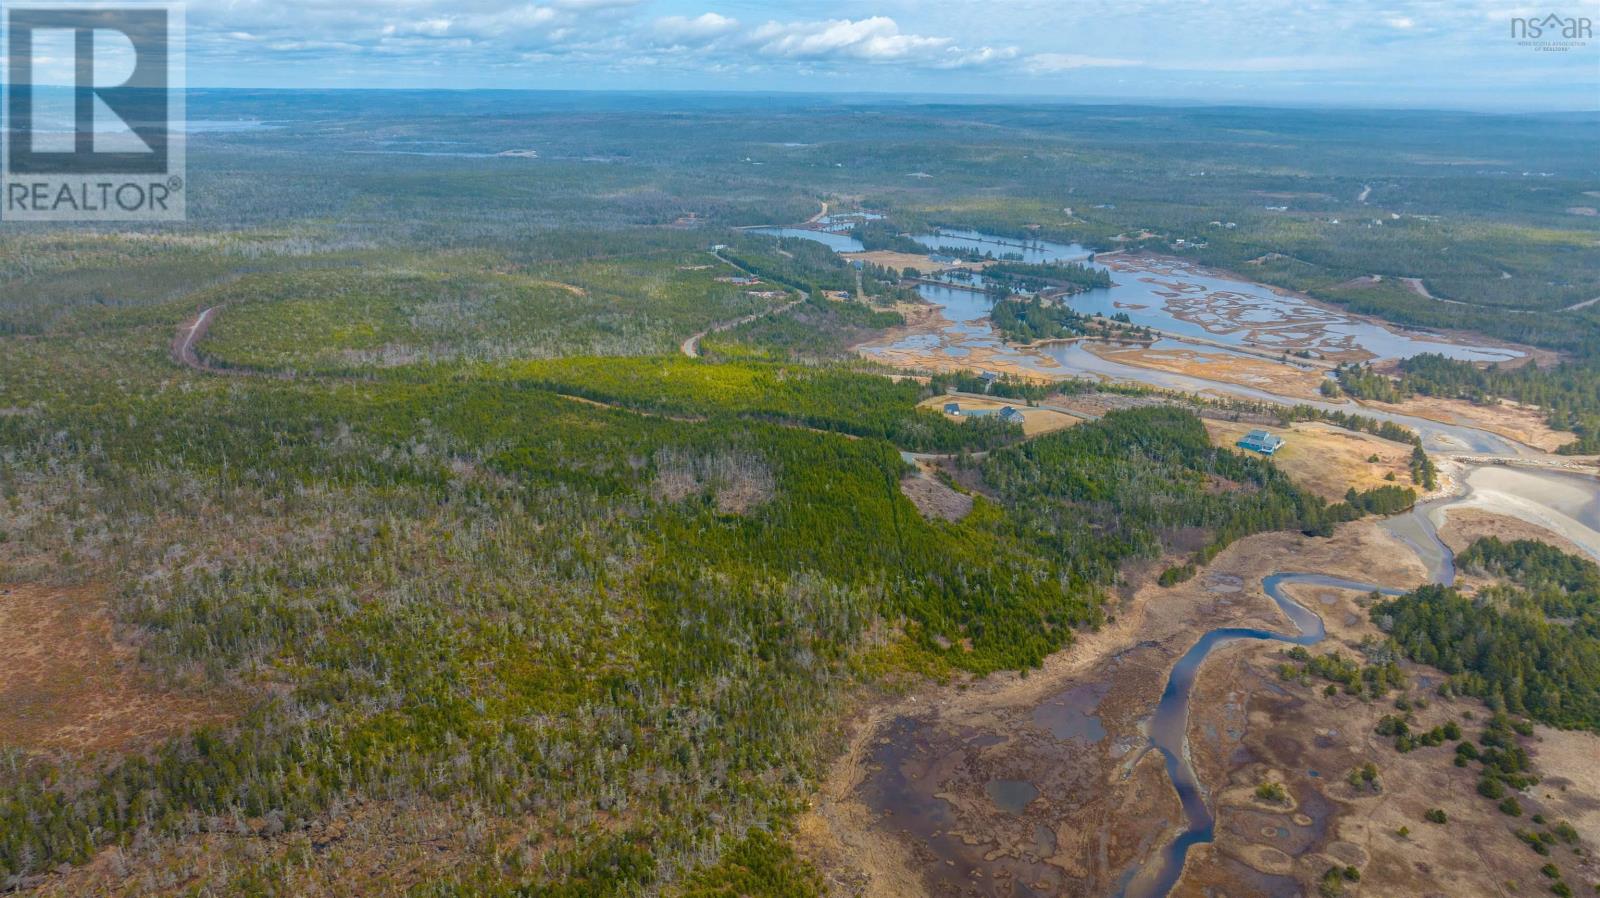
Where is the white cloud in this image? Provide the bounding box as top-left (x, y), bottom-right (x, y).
top-left (1025, 53), bottom-right (1142, 72)
top-left (171, 0), bottom-right (1598, 107)
top-left (653, 13), bottom-right (739, 42)
top-left (750, 16), bottom-right (948, 60)
top-left (743, 16), bottom-right (1009, 68)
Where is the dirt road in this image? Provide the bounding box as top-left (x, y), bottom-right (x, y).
top-left (682, 251), bottom-right (808, 358)
top-left (680, 297), bottom-right (806, 358)
top-left (172, 307), bottom-right (218, 371)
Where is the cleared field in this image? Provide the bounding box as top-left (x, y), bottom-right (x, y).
top-left (842, 250), bottom-right (985, 275)
top-left (1090, 344), bottom-right (1329, 401)
top-left (0, 584), bottom-right (234, 753)
top-left (899, 462), bottom-right (974, 522)
top-left (1438, 507), bottom-right (1590, 560)
top-left (920, 395), bottom-right (1081, 437)
top-left (1205, 419), bottom-right (1413, 501)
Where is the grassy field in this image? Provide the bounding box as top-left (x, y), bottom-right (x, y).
top-left (1204, 419), bottom-right (1415, 501)
top-left (919, 395), bottom-right (1082, 437)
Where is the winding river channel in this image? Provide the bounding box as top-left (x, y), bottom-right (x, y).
top-left (764, 224), bottom-right (1600, 896)
top-left (1123, 569), bottom-right (1419, 898)
top-left (1131, 573), bottom-right (1397, 897)
top-left (1125, 455), bottom-right (1600, 897)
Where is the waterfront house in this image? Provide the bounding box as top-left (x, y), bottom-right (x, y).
top-left (1236, 429), bottom-right (1286, 455)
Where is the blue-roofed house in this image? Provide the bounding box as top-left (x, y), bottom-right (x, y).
top-left (1236, 429), bottom-right (1286, 455)
top-left (944, 402), bottom-right (961, 415)
top-left (999, 407), bottom-right (1025, 425)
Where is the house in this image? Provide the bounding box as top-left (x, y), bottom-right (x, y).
top-left (945, 403), bottom-right (1024, 424)
top-left (1236, 429), bottom-right (1286, 455)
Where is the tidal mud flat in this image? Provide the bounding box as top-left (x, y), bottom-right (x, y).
top-left (800, 523), bottom-right (1428, 898)
top-left (1181, 577), bottom-right (1600, 898)
top-left (1079, 256), bottom-right (1527, 365)
top-left (804, 449), bottom-right (1600, 898)
top-left (857, 249), bottom-right (1531, 379)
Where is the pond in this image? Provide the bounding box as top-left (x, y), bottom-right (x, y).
top-left (912, 229), bottom-right (1092, 264)
top-left (985, 779), bottom-right (1040, 815)
top-left (747, 227), bottom-right (864, 252)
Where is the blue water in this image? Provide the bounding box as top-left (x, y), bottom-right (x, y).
top-left (891, 229), bottom-right (1522, 365)
top-left (1379, 499), bottom-right (1459, 586)
top-left (181, 119), bottom-right (282, 133)
top-left (911, 229), bottom-right (1092, 264)
top-left (747, 227), bottom-right (864, 252)
top-left (1062, 258), bottom-right (1520, 364)
top-left (1126, 575), bottom-right (1408, 898)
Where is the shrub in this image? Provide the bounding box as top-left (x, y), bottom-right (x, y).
top-left (1255, 782), bottom-right (1288, 803)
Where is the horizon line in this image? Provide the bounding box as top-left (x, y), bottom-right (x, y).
top-left (163, 85), bottom-right (1599, 117)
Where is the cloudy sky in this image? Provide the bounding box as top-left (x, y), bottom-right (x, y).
top-left (170, 0), bottom-right (1598, 109)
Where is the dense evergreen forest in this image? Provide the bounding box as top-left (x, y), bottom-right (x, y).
top-left (988, 295), bottom-right (1146, 344)
top-left (981, 260), bottom-right (1113, 294)
top-left (1373, 539), bottom-right (1600, 732)
top-left (978, 406), bottom-right (1399, 578)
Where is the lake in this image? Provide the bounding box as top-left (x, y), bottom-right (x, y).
top-left (747, 227), bottom-right (865, 252)
top-left (912, 229), bottom-right (1092, 264)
